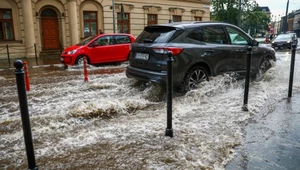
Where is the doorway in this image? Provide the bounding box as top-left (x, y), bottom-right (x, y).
top-left (41, 8), bottom-right (60, 49)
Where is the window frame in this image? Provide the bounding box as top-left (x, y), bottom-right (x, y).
top-left (117, 12), bottom-right (130, 33)
top-left (203, 26), bottom-right (228, 44)
top-left (225, 26), bottom-right (251, 45)
top-left (172, 15), bottom-right (182, 22)
top-left (0, 8), bottom-right (15, 41)
top-left (83, 11), bottom-right (98, 38)
top-left (115, 35), bottom-right (131, 44)
top-left (194, 17), bottom-right (202, 21)
top-left (147, 14), bottom-right (158, 26)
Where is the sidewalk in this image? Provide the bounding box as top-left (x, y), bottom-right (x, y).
top-left (0, 57), bottom-right (62, 71)
top-left (226, 93), bottom-right (300, 170)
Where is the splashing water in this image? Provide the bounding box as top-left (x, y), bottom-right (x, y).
top-left (1, 51), bottom-right (300, 169)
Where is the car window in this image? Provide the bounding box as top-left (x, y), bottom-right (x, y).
top-left (135, 26), bottom-right (182, 43)
top-left (77, 35), bottom-right (97, 46)
top-left (275, 34), bottom-right (292, 41)
top-left (94, 36), bottom-right (115, 46)
top-left (115, 35), bottom-right (131, 44)
top-left (202, 26), bottom-right (228, 44)
top-left (226, 26), bottom-right (250, 45)
top-left (188, 28), bottom-right (203, 42)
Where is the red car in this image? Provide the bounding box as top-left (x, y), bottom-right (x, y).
top-left (61, 33), bottom-right (135, 66)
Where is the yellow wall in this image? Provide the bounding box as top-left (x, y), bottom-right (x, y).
top-left (0, 0), bottom-right (210, 58)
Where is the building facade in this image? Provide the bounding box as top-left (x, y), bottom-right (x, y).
top-left (0, 0), bottom-right (210, 59)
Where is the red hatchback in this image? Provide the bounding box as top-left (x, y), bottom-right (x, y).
top-left (61, 33), bottom-right (135, 66)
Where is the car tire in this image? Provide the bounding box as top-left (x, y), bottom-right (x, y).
top-left (75, 56), bottom-right (89, 66)
top-left (179, 66), bottom-right (209, 93)
top-left (256, 57), bottom-right (272, 79)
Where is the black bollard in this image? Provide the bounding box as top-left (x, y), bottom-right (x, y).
top-left (6, 44), bottom-right (10, 68)
top-left (14, 60), bottom-right (38, 170)
top-left (242, 46), bottom-right (253, 111)
top-left (165, 52), bottom-right (174, 137)
top-left (288, 44), bottom-right (297, 98)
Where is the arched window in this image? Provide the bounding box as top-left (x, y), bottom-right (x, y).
top-left (41, 8), bottom-right (57, 17)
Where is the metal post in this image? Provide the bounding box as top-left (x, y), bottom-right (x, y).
top-left (14, 60), bottom-right (38, 170)
top-left (165, 52), bottom-right (173, 137)
top-left (288, 44), bottom-right (297, 98)
top-left (112, 0), bottom-right (116, 33)
top-left (6, 44), bottom-right (10, 68)
top-left (238, 0), bottom-right (242, 27)
top-left (242, 47), bottom-right (252, 111)
top-left (34, 43), bottom-right (38, 65)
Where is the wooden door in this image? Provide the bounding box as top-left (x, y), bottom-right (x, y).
top-left (41, 18), bottom-right (60, 49)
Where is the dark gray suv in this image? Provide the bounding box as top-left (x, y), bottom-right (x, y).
top-left (126, 22), bottom-right (276, 92)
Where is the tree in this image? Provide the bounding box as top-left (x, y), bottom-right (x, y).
top-left (211, 0), bottom-right (270, 36)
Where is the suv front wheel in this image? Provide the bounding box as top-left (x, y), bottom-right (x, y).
top-left (180, 66), bottom-right (209, 93)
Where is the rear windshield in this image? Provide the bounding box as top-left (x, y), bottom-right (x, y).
top-left (135, 26), bottom-right (183, 43)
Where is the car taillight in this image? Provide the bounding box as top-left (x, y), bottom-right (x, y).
top-left (152, 47), bottom-right (183, 55)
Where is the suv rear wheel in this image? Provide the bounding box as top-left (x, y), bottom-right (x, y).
top-left (180, 66), bottom-right (209, 92)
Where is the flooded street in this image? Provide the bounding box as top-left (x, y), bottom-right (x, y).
top-left (1, 49), bottom-right (300, 169)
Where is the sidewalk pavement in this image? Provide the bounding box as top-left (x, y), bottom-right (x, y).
top-left (0, 57), bottom-right (62, 71)
top-left (226, 93), bottom-right (300, 170)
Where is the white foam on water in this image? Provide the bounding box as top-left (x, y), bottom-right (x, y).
top-left (1, 51), bottom-right (300, 169)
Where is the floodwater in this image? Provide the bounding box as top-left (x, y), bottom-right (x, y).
top-left (1, 49), bottom-right (300, 169)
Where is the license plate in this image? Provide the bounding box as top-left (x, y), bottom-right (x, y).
top-left (135, 53), bottom-right (149, 60)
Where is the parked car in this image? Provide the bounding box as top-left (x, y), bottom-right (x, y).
top-left (126, 21), bottom-right (276, 92)
top-left (61, 33), bottom-right (135, 66)
top-left (271, 33), bottom-right (298, 49)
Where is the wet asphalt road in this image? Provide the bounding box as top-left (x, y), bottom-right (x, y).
top-left (226, 96), bottom-right (300, 170)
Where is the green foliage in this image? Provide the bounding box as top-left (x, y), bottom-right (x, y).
top-left (211, 0), bottom-right (270, 36)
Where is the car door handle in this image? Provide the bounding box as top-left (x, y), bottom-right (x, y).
top-left (235, 49), bottom-right (246, 53)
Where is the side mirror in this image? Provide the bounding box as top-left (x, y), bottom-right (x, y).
top-left (251, 39), bottom-right (259, 46)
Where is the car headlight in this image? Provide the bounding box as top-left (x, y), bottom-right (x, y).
top-left (287, 40), bottom-right (291, 43)
top-left (67, 49), bottom-right (77, 54)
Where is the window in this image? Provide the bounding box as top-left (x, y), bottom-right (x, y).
top-left (226, 26), bottom-right (250, 45)
top-left (94, 36), bottom-right (115, 46)
top-left (83, 11), bottom-right (97, 38)
top-left (0, 9), bottom-right (14, 40)
top-left (188, 28), bottom-right (203, 42)
top-left (194, 17), bottom-right (202, 21)
top-left (203, 26), bottom-right (228, 44)
top-left (115, 35), bottom-right (131, 44)
top-left (147, 14), bottom-right (157, 26)
top-left (117, 13), bottom-right (130, 33)
top-left (172, 15), bottom-right (181, 22)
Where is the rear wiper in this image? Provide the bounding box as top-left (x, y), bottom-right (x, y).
top-left (143, 39), bottom-right (153, 43)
